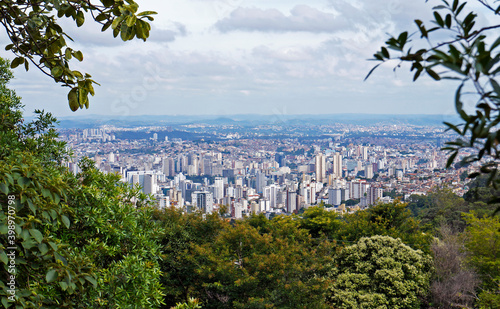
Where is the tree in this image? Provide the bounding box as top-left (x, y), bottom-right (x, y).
top-left (152, 207), bottom-right (227, 307)
top-left (0, 59), bottom-right (164, 308)
top-left (62, 158), bottom-right (165, 308)
top-left (335, 201), bottom-right (432, 253)
top-left (0, 1), bottom-right (156, 111)
top-left (326, 236), bottom-right (433, 309)
top-left (429, 225), bottom-right (479, 308)
top-left (299, 206), bottom-right (342, 238)
top-left (189, 215), bottom-right (334, 309)
top-left (368, 0), bottom-right (500, 201)
top-left (463, 212), bottom-right (500, 307)
top-left (0, 59), bottom-right (95, 307)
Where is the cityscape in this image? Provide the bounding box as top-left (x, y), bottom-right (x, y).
top-left (59, 118), bottom-right (471, 218)
top-left (2, 0), bottom-right (499, 308)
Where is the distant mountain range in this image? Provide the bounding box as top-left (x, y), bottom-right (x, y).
top-left (50, 114), bottom-right (461, 129)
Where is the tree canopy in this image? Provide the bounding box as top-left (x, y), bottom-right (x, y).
top-left (0, 0), bottom-right (155, 111)
top-left (368, 0), bottom-right (500, 199)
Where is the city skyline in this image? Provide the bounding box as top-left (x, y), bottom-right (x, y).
top-left (0, 0), bottom-right (490, 117)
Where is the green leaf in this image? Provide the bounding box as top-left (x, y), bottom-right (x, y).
top-left (446, 151), bottom-right (458, 168)
top-left (137, 11), bottom-right (157, 16)
top-left (18, 177), bottom-right (30, 187)
top-left (46, 269), bottom-right (58, 283)
top-left (41, 188), bottom-right (51, 198)
top-left (126, 15), bottom-right (137, 27)
top-left (426, 68), bottom-right (441, 80)
top-left (0, 183), bottom-right (9, 195)
top-left (491, 79), bottom-right (500, 97)
top-left (29, 229), bottom-right (43, 244)
top-left (85, 275), bottom-right (97, 287)
top-left (76, 11), bottom-right (85, 27)
top-left (59, 281), bottom-right (68, 291)
top-left (111, 16), bottom-right (123, 30)
top-left (51, 66), bottom-right (64, 78)
top-left (381, 47), bottom-right (390, 58)
top-left (74, 51), bottom-right (83, 61)
top-left (10, 57), bottom-right (24, 68)
top-left (364, 63), bottom-right (383, 81)
top-left (54, 252), bottom-right (68, 266)
top-left (444, 122), bottom-right (462, 135)
top-left (61, 215), bottom-right (70, 228)
top-left (38, 243), bottom-right (49, 255)
top-left (434, 11), bottom-right (444, 27)
top-left (48, 241), bottom-right (58, 251)
top-left (68, 88), bottom-right (79, 111)
top-left (65, 48), bottom-right (72, 59)
top-left (0, 251), bottom-right (7, 265)
top-left (445, 14), bottom-right (452, 28)
top-left (2, 297), bottom-right (9, 308)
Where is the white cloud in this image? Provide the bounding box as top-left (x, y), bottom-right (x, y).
top-left (215, 5), bottom-right (348, 33)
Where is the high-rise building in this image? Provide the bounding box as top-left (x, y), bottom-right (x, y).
top-left (127, 171), bottom-right (157, 194)
top-left (332, 152), bottom-right (343, 179)
top-left (143, 173), bottom-right (157, 194)
top-left (367, 187), bottom-right (384, 206)
top-left (328, 188), bottom-right (342, 206)
top-left (315, 153), bottom-right (326, 183)
top-left (263, 184), bottom-right (279, 209)
top-left (193, 191), bottom-right (214, 214)
top-left (365, 164), bottom-right (373, 179)
top-left (256, 172), bottom-right (267, 194)
top-left (162, 157), bottom-right (175, 177)
top-left (108, 152), bottom-right (115, 163)
top-left (275, 152), bottom-right (286, 167)
top-left (286, 190), bottom-right (297, 213)
top-left (302, 183), bottom-right (317, 205)
top-left (362, 146), bottom-right (368, 161)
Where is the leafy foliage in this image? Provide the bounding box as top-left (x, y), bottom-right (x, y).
top-left (408, 186), bottom-right (498, 233)
top-left (327, 236), bottom-right (433, 309)
top-left (336, 201), bottom-right (432, 253)
top-left (62, 159), bottom-right (165, 308)
top-left (0, 58), bottom-right (164, 308)
top-left (0, 0), bottom-right (156, 111)
top-left (368, 0), bottom-right (500, 202)
top-left (463, 212), bottom-right (500, 306)
top-left (155, 210), bottom-right (334, 309)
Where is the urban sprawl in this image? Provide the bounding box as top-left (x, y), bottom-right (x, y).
top-left (59, 122), bottom-right (472, 218)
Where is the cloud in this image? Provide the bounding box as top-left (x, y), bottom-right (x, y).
top-left (215, 5), bottom-right (349, 33)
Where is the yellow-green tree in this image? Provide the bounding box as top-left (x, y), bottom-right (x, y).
top-left (327, 235), bottom-right (433, 309)
top-left (463, 212), bottom-right (500, 307)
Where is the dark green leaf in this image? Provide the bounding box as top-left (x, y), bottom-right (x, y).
top-left (29, 229), bottom-right (43, 244)
top-left (446, 151), bottom-right (458, 168)
top-left (61, 215), bottom-right (70, 228)
top-left (85, 275), bottom-right (97, 287)
top-left (46, 269), bottom-right (58, 283)
top-left (434, 12), bottom-right (444, 27)
top-left (0, 183), bottom-right (9, 195)
top-left (38, 243), bottom-right (49, 255)
top-left (68, 88), bottom-right (79, 111)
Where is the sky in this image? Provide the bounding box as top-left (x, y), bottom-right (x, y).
top-left (0, 0), bottom-right (488, 118)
